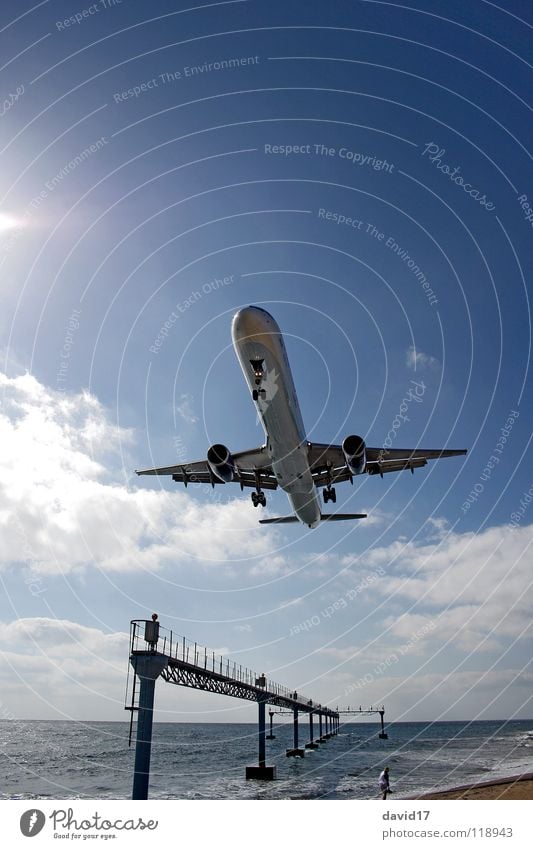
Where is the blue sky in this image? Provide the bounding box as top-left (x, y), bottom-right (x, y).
top-left (0, 0), bottom-right (531, 725)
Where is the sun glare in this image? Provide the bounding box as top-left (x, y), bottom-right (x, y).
top-left (0, 213), bottom-right (22, 232)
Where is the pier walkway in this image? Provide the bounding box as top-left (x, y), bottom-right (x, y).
top-left (270, 705), bottom-right (388, 746)
top-left (126, 618), bottom-right (340, 799)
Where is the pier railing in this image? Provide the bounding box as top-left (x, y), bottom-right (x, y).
top-left (129, 619), bottom-right (321, 709)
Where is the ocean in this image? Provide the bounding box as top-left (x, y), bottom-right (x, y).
top-left (1, 720), bottom-right (532, 800)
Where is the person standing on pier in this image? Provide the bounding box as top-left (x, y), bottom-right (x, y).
top-left (379, 766), bottom-right (391, 800)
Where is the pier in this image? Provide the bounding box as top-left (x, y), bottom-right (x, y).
top-left (338, 706), bottom-right (388, 739)
top-left (272, 705), bottom-right (387, 741)
top-left (126, 618), bottom-right (340, 799)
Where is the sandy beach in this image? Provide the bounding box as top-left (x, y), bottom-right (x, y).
top-left (411, 772), bottom-right (533, 800)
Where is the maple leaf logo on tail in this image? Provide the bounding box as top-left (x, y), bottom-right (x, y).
top-left (255, 367), bottom-right (279, 424)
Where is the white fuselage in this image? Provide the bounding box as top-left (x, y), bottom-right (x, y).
top-left (231, 306), bottom-right (322, 528)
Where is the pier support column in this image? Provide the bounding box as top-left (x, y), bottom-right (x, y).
top-left (305, 712), bottom-right (318, 749)
top-left (286, 708), bottom-right (304, 757)
top-left (266, 709), bottom-right (276, 739)
top-left (318, 712), bottom-right (324, 741)
top-left (259, 698), bottom-right (266, 767)
top-left (246, 698), bottom-right (276, 779)
top-left (378, 709), bottom-right (388, 739)
top-left (131, 654), bottom-right (168, 800)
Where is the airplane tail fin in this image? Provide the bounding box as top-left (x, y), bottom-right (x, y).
top-left (259, 513), bottom-right (367, 525)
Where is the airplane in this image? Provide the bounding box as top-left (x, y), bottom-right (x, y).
top-left (136, 306), bottom-right (467, 528)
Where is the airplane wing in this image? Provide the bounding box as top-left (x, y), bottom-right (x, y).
top-left (135, 446), bottom-right (279, 490)
top-left (307, 442), bottom-right (467, 486)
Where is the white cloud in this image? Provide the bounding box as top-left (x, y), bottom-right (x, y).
top-left (336, 668), bottom-right (533, 721)
top-left (0, 618), bottom-right (129, 719)
top-left (0, 371), bottom-right (274, 574)
top-left (364, 522), bottom-right (533, 652)
top-left (406, 346), bottom-right (440, 370)
top-left (176, 393), bottom-right (198, 424)
top-left (0, 615), bottom-right (275, 722)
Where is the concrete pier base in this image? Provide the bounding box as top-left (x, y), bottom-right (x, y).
top-left (266, 734), bottom-right (276, 740)
top-left (286, 748), bottom-right (305, 757)
top-left (379, 732), bottom-right (388, 739)
top-left (246, 765), bottom-right (277, 780)
top-left (305, 741), bottom-right (319, 749)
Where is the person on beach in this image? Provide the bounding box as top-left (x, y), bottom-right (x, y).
top-left (379, 766), bottom-right (391, 800)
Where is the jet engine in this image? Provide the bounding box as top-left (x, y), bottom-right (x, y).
top-left (207, 443), bottom-right (235, 483)
top-left (342, 435), bottom-right (366, 475)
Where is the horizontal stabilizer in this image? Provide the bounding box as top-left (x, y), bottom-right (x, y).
top-left (321, 513), bottom-right (367, 521)
top-left (259, 513), bottom-right (367, 525)
top-left (259, 516), bottom-right (300, 524)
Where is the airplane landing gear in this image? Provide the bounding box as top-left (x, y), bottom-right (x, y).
top-left (323, 486), bottom-right (336, 504)
top-left (250, 359), bottom-right (267, 402)
top-left (251, 491), bottom-right (267, 507)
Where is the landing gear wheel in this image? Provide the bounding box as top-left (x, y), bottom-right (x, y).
top-left (251, 491), bottom-right (266, 507)
top-left (323, 487), bottom-right (337, 504)
top-left (252, 389), bottom-right (259, 401)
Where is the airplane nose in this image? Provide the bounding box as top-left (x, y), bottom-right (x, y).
top-left (231, 306), bottom-right (278, 344)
